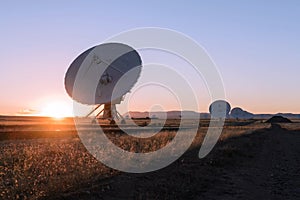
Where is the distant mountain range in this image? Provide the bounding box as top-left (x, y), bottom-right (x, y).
top-left (124, 111), bottom-right (204, 119)
top-left (253, 113), bottom-right (300, 119)
top-left (124, 110), bottom-right (300, 119)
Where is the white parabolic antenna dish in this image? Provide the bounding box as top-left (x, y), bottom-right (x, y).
top-left (65, 43), bottom-right (142, 106)
top-left (209, 100), bottom-right (231, 118)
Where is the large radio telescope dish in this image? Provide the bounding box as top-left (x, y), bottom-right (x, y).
top-left (209, 100), bottom-right (231, 119)
top-left (64, 43), bottom-right (142, 122)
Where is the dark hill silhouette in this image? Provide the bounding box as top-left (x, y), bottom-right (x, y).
top-left (266, 116), bottom-right (292, 123)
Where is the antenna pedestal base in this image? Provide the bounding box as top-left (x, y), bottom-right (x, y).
top-left (86, 104), bottom-right (125, 125)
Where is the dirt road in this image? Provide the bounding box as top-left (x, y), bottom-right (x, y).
top-left (49, 124), bottom-right (300, 199)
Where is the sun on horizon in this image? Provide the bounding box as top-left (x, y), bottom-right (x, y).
top-left (40, 101), bottom-right (73, 119)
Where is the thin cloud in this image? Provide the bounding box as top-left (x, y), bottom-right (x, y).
top-left (17, 109), bottom-right (39, 115)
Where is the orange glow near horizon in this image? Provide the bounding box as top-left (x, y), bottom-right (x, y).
top-left (40, 101), bottom-right (73, 119)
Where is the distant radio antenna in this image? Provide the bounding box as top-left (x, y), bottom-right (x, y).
top-left (64, 43), bottom-right (142, 124)
top-left (209, 100), bottom-right (231, 119)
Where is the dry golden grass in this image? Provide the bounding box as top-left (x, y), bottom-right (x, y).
top-left (0, 117), bottom-right (272, 199)
top-left (0, 138), bottom-right (116, 199)
top-left (279, 122), bottom-right (300, 130)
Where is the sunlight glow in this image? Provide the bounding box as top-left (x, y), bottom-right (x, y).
top-left (41, 101), bottom-right (73, 119)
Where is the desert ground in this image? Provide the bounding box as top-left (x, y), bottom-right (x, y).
top-left (0, 116), bottom-right (299, 199)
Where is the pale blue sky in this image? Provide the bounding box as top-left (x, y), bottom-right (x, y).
top-left (1, 1), bottom-right (300, 115)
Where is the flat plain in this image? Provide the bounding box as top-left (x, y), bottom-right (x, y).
top-left (0, 116), bottom-right (299, 199)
